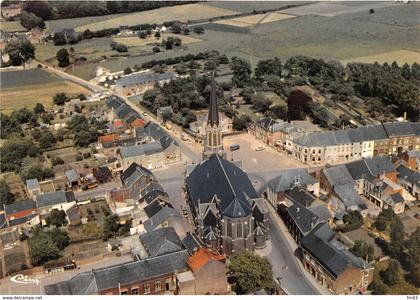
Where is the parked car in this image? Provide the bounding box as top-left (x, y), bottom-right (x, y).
top-left (230, 144), bottom-right (240, 151)
top-left (255, 146), bottom-right (265, 151)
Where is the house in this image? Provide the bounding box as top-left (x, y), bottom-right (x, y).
top-left (110, 162), bottom-right (156, 204)
top-left (119, 142), bottom-right (165, 170)
top-left (401, 150), bottom-right (420, 171)
top-left (139, 227), bottom-right (183, 257)
top-left (186, 154), bottom-right (268, 255)
top-left (300, 223), bottom-right (374, 294)
top-left (143, 206), bottom-right (185, 237)
top-left (266, 168), bottom-right (319, 207)
top-left (283, 202), bottom-right (320, 244)
top-left (397, 164), bottom-right (420, 200)
top-left (65, 169), bottom-right (80, 189)
top-left (143, 122), bottom-right (181, 163)
top-left (178, 248), bottom-right (228, 295)
top-left (26, 178), bottom-right (41, 199)
top-left (44, 250), bottom-right (190, 295)
top-left (4, 200), bottom-right (38, 228)
top-left (115, 72), bottom-right (175, 97)
top-left (93, 166), bottom-right (113, 183)
top-left (36, 191), bottom-right (76, 218)
top-left (181, 232), bottom-right (203, 255)
top-left (106, 95), bottom-right (143, 125)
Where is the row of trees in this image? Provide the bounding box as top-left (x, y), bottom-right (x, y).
top-left (22, 1), bottom-right (189, 20)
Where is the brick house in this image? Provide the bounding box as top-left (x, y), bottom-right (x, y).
top-left (178, 248), bottom-right (229, 295)
top-left (44, 250), bottom-right (190, 295)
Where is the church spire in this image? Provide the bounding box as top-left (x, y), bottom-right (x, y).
top-left (207, 77), bottom-right (219, 126)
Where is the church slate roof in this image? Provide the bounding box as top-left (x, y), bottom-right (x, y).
top-left (286, 202), bottom-right (319, 235)
top-left (143, 207), bottom-right (181, 232)
top-left (182, 232), bottom-right (203, 255)
top-left (186, 154), bottom-right (257, 218)
top-left (222, 196), bottom-right (252, 218)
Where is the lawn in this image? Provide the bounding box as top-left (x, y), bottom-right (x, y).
top-left (374, 260), bottom-right (418, 295)
top-left (1, 81), bottom-right (90, 113)
top-left (0, 21), bottom-right (26, 32)
top-left (113, 33), bottom-right (202, 47)
top-left (342, 50), bottom-right (420, 66)
top-left (0, 172), bottom-right (26, 200)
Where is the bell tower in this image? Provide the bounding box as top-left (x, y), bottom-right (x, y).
top-left (203, 78), bottom-right (225, 160)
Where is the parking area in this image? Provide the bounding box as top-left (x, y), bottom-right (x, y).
top-left (223, 133), bottom-right (306, 172)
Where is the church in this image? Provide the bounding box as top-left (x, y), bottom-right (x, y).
top-left (185, 79), bottom-right (268, 255)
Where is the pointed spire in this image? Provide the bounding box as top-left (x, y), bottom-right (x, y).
top-left (207, 76), bottom-right (219, 126)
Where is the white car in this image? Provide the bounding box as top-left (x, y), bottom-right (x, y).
top-left (255, 146), bottom-right (265, 151)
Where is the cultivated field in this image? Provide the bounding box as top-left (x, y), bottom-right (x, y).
top-left (75, 3), bottom-right (238, 32)
top-left (0, 172), bottom-right (26, 200)
top-left (1, 69), bottom-right (90, 113)
top-left (215, 12), bottom-right (296, 27)
top-left (342, 50), bottom-right (420, 65)
top-left (113, 34), bottom-right (202, 47)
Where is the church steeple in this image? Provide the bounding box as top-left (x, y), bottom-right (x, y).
top-left (203, 77), bottom-right (225, 160)
top-left (208, 78), bottom-right (219, 127)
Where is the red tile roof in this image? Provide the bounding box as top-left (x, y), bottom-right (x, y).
top-left (131, 119), bottom-right (146, 128)
top-left (188, 248), bottom-right (225, 272)
top-left (99, 134), bottom-right (119, 143)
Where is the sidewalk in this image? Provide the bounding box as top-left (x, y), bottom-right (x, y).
top-left (266, 202), bottom-right (331, 295)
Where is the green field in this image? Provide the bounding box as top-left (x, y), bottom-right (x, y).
top-left (0, 21), bottom-right (26, 32)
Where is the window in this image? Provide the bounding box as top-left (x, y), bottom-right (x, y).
top-left (236, 221), bottom-right (243, 238)
top-left (121, 290), bottom-right (128, 295)
top-left (144, 282), bottom-right (150, 294)
top-left (154, 281), bottom-right (161, 291)
top-left (131, 288), bottom-right (139, 295)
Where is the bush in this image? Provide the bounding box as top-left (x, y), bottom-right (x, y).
top-left (193, 26), bottom-right (204, 34)
top-left (152, 46), bottom-right (160, 53)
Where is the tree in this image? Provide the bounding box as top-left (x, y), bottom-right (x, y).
top-left (56, 48), bottom-right (70, 68)
top-left (103, 214), bottom-right (121, 240)
top-left (33, 103), bottom-right (45, 114)
top-left (0, 135), bottom-right (32, 172)
top-left (231, 57), bottom-right (252, 88)
top-left (49, 228), bottom-right (70, 250)
top-left (38, 130), bottom-right (57, 149)
top-left (124, 67), bottom-right (132, 75)
top-left (255, 57), bottom-right (282, 79)
top-left (374, 216), bottom-right (387, 231)
top-left (46, 209), bottom-right (68, 227)
top-left (152, 46), bottom-right (160, 53)
top-left (164, 39), bottom-right (174, 50)
top-left (138, 31), bottom-right (147, 39)
top-left (154, 31), bottom-right (161, 39)
top-left (53, 32), bottom-right (67, 46)
top-left (233, 114), bottom-right (251, 131)
top-left (28, 230), bottom-right (60, 266)
top-left (384, 259), bottom-right (400, 285)
top-left (193, 26), bottom-right (204, 34)
top-left (351, 240), bottom-right (374, 262)
top-left (171, 23), bottom-right (181, 34)
top-left (252, 93), bottom-right (272, 113)
top-left (20, 11), bottom-right (45, 29)
top-left (371, 278), bottom-right (387, 295)
top-left (229, 251), bottom-right (274, 294)
top-left (53, 92), bottom-right (69, 105)
top-left (268, 105), bottom-right (288, 120)
top-left (82, 29), bottom-right (93, 39)
top-left (4, 40), bottom-right (35, 66)
top-left (183, 27), bottom-right (190, 35)
top-left (0, 180), bottom-right (15, 209)
top-left (22, 1), bottom-right (54, 20)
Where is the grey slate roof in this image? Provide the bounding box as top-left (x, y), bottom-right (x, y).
top-left (116, 72), bottom-right (175, 87)
top-left (4, 199), bottom-right (36, 215)
top-left (143, 199), bottom-right (163, 218)
top-left (286, 202), bottom-right (319, 235)
top-left (182, 232), bottom-right (203, 255)
top-left (383, 122), bottom-right (416, 137)
top-left (26, 178), bottom-right (40, 190)
top-left (267, 168), bottom-right (317, 193)
top-left (120, 142), bottom-right (163, 159)
top-left (324, 165), bottom-right (354, 187)
top-left (365, 156), bottom-right (395, 176)
top-left (397, 164), bottom-right (420, 188)
top-left (8, 214), bottom-right (38, 226)
top-left (256, 117), bottom-right (277, 131)
top-left (36, 191), bottom-right (75, 208)
top-left (106, 95), bottom-right (124, 109)
top-left (345, 160), bottom-right (371, 181)
top-left (186, 154), bottom-right (257, 218)
top-left (309, 205), bottom-right (333, 223)
top-left (44, 250), bottom-right (189, 294)
top-left (139, 227), bottom-right (183, 257)
top-left (120, 162), bottom-right (154, 187)
top-left (143, 206), bottom-right (181, 232)
top-left (389, 193), bottom-right (404, 204)
top-left (144, 122), bottom-right (178, 149)
top-left (0, 213), bottom-right (8, 229)
top-left (285, 186), bottom-right (316, 207)
top-left (333, 183), bottom-right (365, 209)
top-left (140, 185), bottom-right (167, 204)
top-left (65, 169), bottom-right (79, 183)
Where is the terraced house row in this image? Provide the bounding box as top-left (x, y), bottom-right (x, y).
top-left (291, 122), bottom-right (420, 165)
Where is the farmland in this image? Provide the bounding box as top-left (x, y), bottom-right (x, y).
top-left (0, 21), bottom-right (26, 32)
top-left (0, 69), bottom-right (90, 113)
top-left (113, 33), bottom-right (202, 47)
top-left (75, 3), bottom-right (238, 32)
top-left (34, 1), bottom-right (420, 81)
